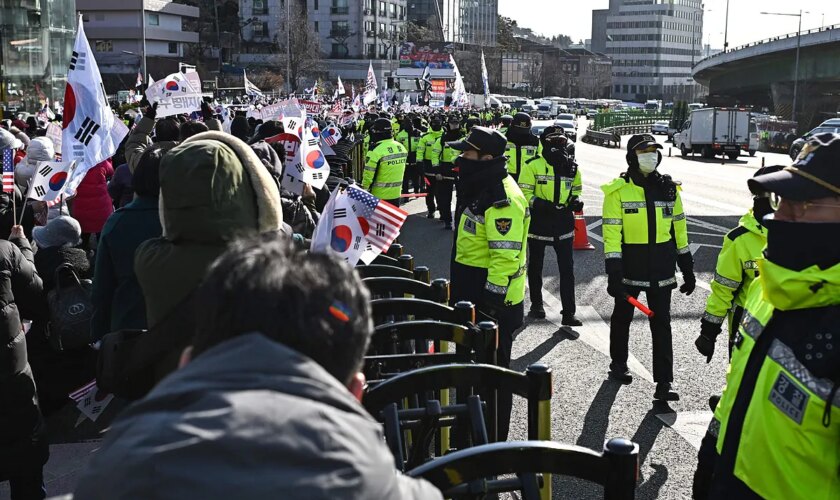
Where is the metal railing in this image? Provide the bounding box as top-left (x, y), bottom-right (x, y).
top-left (694, 23), bottom-right (840, 67)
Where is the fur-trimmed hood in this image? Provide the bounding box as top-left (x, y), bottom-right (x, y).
top-left (136, 132), bottom-right (284, 330)
top-left (158, 131), bottom-right (283, 242)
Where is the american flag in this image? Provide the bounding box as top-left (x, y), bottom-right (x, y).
top-left (322, 124), bottom-right (341, 146)
top-left (347, 185), bottom-right (407, 251)
top-left (1, 149), bottom-right (14, 193)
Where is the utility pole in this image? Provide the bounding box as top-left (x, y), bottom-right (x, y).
top-left (793, 10), bottom-right (802, 123)
top-left (141, 1), bottom-right (148, 83)
top-left (213, 0), bottom-right (222, 73)
top-left (723, 0), bottom-right (730, 52)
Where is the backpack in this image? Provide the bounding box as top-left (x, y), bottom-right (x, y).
top-left (46, 263), bottom-right (94, 351)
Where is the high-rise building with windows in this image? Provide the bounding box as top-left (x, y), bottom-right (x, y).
top-left (406, 0), bottom-right (496, 46)
top-left (0, 0), bottom-right (76, 114)
top-left (592, 0), bottom-right (703, 102)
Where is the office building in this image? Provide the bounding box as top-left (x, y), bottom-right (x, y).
top-left (592, 0), bottom-right (703, 102)
top-left (77, 0), bottom-right (200, 88)
top-left (0, 0), bottom-right (76, 113)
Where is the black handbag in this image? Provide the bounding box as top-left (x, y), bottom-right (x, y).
top-left (96, 329), bottom-right (153, 399)
top-left (46, 263), bottom-right (94, 351)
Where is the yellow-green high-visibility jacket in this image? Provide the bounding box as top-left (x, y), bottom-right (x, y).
top-left (395, 129), bottom-right (422, 164)
top-left (504, 142), bottom-right (539, 179)
top-left (601, 172), bottom-right (690, 290)
top-left (703, 210), bottom-right (767, 333)
top-left (455, 175), bottom-right (531, 305)
top-left (518, 155), bottom-right (582, 239)
top-left (418, 129), bottom-right (443, 169)
top-left (363, 139), bottom-right (407, 200)
top-left (432, 134), bottom-right (461, 172)
top-left (709, 259), bottom-right (840, 499)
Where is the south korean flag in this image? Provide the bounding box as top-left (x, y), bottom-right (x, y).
top-left (61, 14), bottom-right (128, 193)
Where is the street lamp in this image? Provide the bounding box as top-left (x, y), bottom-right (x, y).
top-left (723, 0), bottom-right (730, 53)
top-left (760, 10), bottom-right (806, 122)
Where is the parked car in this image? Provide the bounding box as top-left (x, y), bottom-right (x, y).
top-left (586, 110), bottom-right (597, 119)
top-left (530, 120), bottom-right (556, 138)
top-left (651, 120), bottom-right (670, 135)
top-left (789, 125), bottom-right (840, 159)
top-left (552, 119), bottom-right (578, 142)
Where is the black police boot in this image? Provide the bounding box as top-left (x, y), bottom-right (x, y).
top-left (608, 366), bottom-right (633, 385)
top-left (427, 211), bottom-right (435, 219)
top-left (708, 394), bottom-right (721, 411)
top-left (528, 304), bottom-right (546, 319)
top-left (561, 314), bottom-right (582, 327)
top-left (443, 221), bottom-right (453, 230)
top-left (654, 383), bottom-right (680, 401)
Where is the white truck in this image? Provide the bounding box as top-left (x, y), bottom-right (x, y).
top-left (674, 108), bottom-right (752, 160)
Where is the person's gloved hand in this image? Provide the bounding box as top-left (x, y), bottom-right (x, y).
top-left (200, 101), bottom-right (215, 121)
top-left (695, 319), bottom-right (722, 362)
top-left (144, 102), bottom-right (157, 120)
top-left (680, 271), bottom-right (696, 296)
top-left (606, 272), bottom-right (626, 299)
top-left (567, 196), bottom-right (584, 212)
top-left (481, 288), bottom-right (506, 318)
top-left (532, 197), bottom-right (554, 213)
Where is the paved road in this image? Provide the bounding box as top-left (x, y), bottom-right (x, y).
top-left (396, 123), bottom-right (793, 499)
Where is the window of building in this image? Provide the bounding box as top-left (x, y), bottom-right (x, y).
top-left (94, 40), bottom-right (112, 52)
top-left (365, 0), bottom-right (374, 10)
top-left (147, 13), bottom-right (159, 26)
top-left (378, 22), bottom-right (386, 34)
top-left (332, 43), bottom-right (348, 57)
top-left (365, 21), bottom-right (374, 34)
top-left (389, 3), bottom-right (397, 17)
top-left (314, 0), bottom-right (319, 10)
top-left (168, 42), bottom-right (178, 54)
top-left (253, 0), bottom-right (267, 15)
top-left (379, 1), bottom-right (387, 16)
top-left (614, 84), bottom-right (620, 93)
top-left (253, 21), bottom-right (268, 37)
top-left (331, 0), bottom-right (348, 14)
top-left (314, 21), bottom-right (319, 31)
top-left (331, 20), bottom-right (349, 36)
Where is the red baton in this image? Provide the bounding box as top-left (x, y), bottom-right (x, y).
top-left (626, 295), bottom-right (654, 318)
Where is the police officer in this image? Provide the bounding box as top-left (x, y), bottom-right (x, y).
top-left (518, 126), bottom-right (583, 325)
top-left (396, 116), bottom-right (423, 194)
top-left (504, 112), bottom-right (540, 181)
top-left (448, 126), bottom-right (530, 441)
top-left (430, 115), bottom-right (464, 229)
top-left (601, 134), bottom-right (695, 401)
top-left (363, 118), bottom-right (407, 206)
top-left (418, 116), bottom-right (444, 219)
top-left (695, 166), bottom-right (783, 361)
top-left (498, 114), bottom-right (513, 135)
top-left (693, 132), bottom-right (840, 499)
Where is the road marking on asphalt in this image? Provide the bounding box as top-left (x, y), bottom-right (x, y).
top-left (540, 289), bottom-right (654, 384)
top-left (687, 231), bottom-right (727, 238)
top-left (686, 217), bottom-right (733, 234)
top-left (655, 411), bottom-right (714, 451)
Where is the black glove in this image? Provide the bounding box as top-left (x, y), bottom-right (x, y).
top-left (481, 288), bottom-right (506, 318)
top-left (144, 102), bottom-right (157, 120)
top-left (532, 197), bottom-right (554, 213)
top-left (695, 319), bottom-right (722, 362)
top-left (606, 272), bottom-right (626, 299)
top-left (567, 196), bottom-right (584, 212)
top-left (200, 101), bottom-right (215, 121)
top-left (680, 271), bottom-right (696, 296)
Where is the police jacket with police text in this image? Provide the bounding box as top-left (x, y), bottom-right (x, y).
top-left (455, 174), bottom-right (530, 306)
top-left (395, 129), bottom-right (422, 164)
top-left (601, 169), bottom-right (691, 290)
top-left (363, 139), bottom-right (407, 201)
top-left (703, 210), bottom-right (766, 331)
top-left (518, 155), bottom-right (582, 240)
top-left (709, 260), bottom-right (840, 499)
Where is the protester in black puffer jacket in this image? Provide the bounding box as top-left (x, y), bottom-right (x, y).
top-left (0, 225), bottom-right (47, 499)
top-left (27, 216), bottom-right (96, 416)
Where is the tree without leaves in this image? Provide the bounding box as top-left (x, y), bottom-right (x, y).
top-left (273, 5), bottom-right (322, 92)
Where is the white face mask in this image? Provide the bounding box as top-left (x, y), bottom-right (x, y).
top-left (637, 152), bottom-right (658, 174)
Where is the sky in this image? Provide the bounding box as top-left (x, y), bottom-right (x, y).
top-left (498, 0), bottom-right (840, 51)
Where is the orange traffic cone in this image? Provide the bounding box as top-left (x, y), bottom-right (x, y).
top-left (573, 210), bottom-right (595, 250)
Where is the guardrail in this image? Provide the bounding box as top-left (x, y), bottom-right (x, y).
top-left (592, 112), bottom-right (671, 132)
top-left (582, 130), bottom-right (621, 148)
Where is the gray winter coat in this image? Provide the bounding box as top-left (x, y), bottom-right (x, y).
top-left (73, 333), bottom-right (442, 500)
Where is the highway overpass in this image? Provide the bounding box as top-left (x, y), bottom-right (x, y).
top-left (693, 24), bottom-right (840, 130)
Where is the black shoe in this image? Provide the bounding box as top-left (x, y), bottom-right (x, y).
top-left (528, 305), bottom-right (546, 319)
top-left (708, 394), bottom-right (720, 411)
top-left (654, 383), bottom-right (680, 401)
top-left (608, 367), bottom-right (632, 384)
top-left (561, 314), bottom-right (582, 327)
top-left (427, 211), bottom-right (436, 219)
top-left (443, 222), bottom-right (452, 230)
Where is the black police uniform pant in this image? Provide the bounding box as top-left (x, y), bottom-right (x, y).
top-left (527, 237), bottom-right (576, 315)
top-left (450, 261), bottom-right (523, 442)
top-left (402, 162), bottom-right (423, 193)
top-left (609, 287), bottom-right (673, 383)
top-left (434, 179), bottom-right (454, 224)
top-left (424, 176), bottom-right (437, 214)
